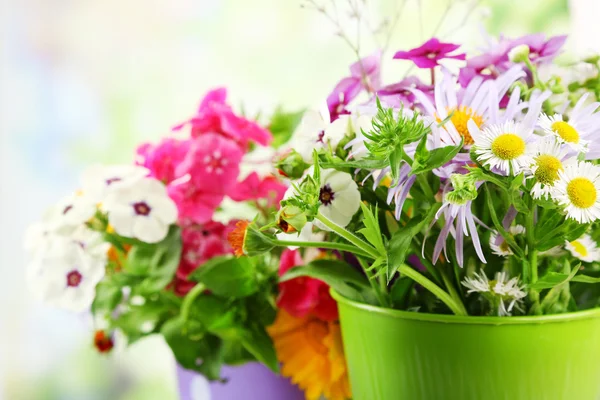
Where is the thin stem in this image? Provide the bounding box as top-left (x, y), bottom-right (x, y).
top-left (399, 264), bottom-right (467, 316)
top-left (440, 266), bottom-right (467, 315)
top-left (272, 239), bottom-right (374, 259)
top-left (181, 282), bottom-right (206, 322)
top-left (430, 68), bottom-right (436, 86)
top-left (357, 256), bottom-right (389, 307)
top-left (525, 201), bottom-right (541, 306)
top-left (315, 213), bottom-right (381, 259)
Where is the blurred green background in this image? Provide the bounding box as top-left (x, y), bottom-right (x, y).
top-left (0, 0), bottom-right (584, 398)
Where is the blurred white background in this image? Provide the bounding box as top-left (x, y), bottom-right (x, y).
top-left (0, 0), bottom-right (583, 398)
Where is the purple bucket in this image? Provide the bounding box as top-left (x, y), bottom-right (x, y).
top-left (176, 362), bottom-right (305, 400)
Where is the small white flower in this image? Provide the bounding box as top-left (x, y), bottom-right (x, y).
top-left (314, 168), bottom-right (361, 230)
top-left (81, 164), bottom-right (149, 202)
top-left (28, 239), bottom-right (106, 312)
top-left (472, 120), bottom-right (535, 175)
top-left (538, 113), bottom-right (589, 154)
top-left (565, 234), bottom-right (600, 263)
top-left (462, 271), bottom-right (527, 316)
top-left (551, 161), bottom-right (600, 223)
top-left (45, 193), bottom-right (98, 231)
top-left (70, 225), bottom-right (111, 262)
top-left (291, 110), bottom-right (331, 163)
top-left (489, 225), bottom-right (525, 257)
top-left (102, 178), bottom-right (178, 243)
top-left (530, 139), bottom-right (571, 199)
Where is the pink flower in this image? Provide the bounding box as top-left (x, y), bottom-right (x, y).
top-left (327, 51), bottom-right (382, 120)
top-left (173, 221), bottom-right (234, 296)
top-left (277, 249), bottom-right (338, 322)
top-left (136, 138), bottom-right (190, 184)
top-left (393, 38), bottom-right (466, 69)
top-left (167, 179), bottom-right (224, 225)
top-left (229, 172), bottom-right (287, 207)
top-left (175, 133), bottom-right (243, 194)
top-left (173, 88), bottom-right (272, 150)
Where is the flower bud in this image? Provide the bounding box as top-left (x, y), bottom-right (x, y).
top-left (508, 45), bottom-right (530, 63)
top-left (446, 173), bottom-right (478, 205)
top-left (277, 205), bottom-right (307, 234)
top-left (275, 150), bottom-right (310, 179)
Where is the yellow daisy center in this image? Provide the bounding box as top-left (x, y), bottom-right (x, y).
top-left (551, 121), bottom-right (579, 143)
top-left (534, 155), bottom-right (563, 185)
top-left (499, 240), bottom-right (510, 253)
top-left (567, 177), bottom-right (597, 208)
top-left (491, 133), bottom-right (526, 160)
top-left (440, 106), bottom-right (484, 145)
top-left (570, 240), bottom-right (588, 257)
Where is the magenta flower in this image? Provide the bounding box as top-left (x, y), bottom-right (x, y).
top-left (135, 138), bottom-right (190, 184)
top-left (173, 88), bottom-right (272, 150)
top-left (327, 51), bottom-right (382, 120)
top-left (510, 34), bottom-right (567, 63)
top-left (375, 76), bottom-right (433, 109)
top-left (229, 172), bottom-right (287, 207)
top-left (175, 133), bottom-right (243, 194)
top-left (167, 179), bottom-right (225, 225)
top-left (393, 38), bottom-right (466, 69)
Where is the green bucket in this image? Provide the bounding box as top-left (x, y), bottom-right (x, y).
top-left (331, 290), bottom-right (600, 400)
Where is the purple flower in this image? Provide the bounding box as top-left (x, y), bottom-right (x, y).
top-left (393, 38), bottom-right (466, 69)
top-left (376, 76), bottom-right (433, 110)
top-left (327, 51), bottom-right (382, 121)
top-left (510, 34), bottom-right (567, 63)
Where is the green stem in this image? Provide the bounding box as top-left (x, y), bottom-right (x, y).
top-left (357, 257), bottom-right (389, 307)
top-left (272, 239), bottom-right (374, 259)
top-left (315, 213), bottom-right (381, 259)
top-left (181, 282), bottom-right (206, 322)
top-left (398, 264), bottom-right (467, 316)
top-left (525, 202), bottom-right (541, 306)
top-left (440, 266), bottom-right (467, 315)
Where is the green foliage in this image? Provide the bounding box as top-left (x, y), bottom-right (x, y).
top-left (189, 256), bottom-right (259, 298)
top-left (411, 134), bottom-right (463, 175)
top-left (268, 107), bottom-right (304, 148)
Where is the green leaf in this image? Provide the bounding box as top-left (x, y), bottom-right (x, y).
top-left (530, 264), bottom-right (582, 290)
top-left (190, 256), bottom-right (259, 299)
top-left (390, 276), bottom-right (413, 308)
top-left (320, 158), bottom-right (389, 171)
top-left (358, 203), bottom-right (386, 255)
top-left (268, 107), bottom-right (304, 147)
top-left (239, 325), bottom-right (279, 373)
top-left (281, 259), bottom-right (370, 290)
top-left (126, 226), bottom-right (182, 294)
top-left (161, 317), bottom-right (224, 380)
top-left (411, 136), bottom-right (462, 175)
top-left (92, 278), bottom-right (123, 315)
top-left (112, 298), bottom-right (173, 343)
top-left (191, 296), bottom-right (238, 333)
top-left (386, 203), bottom-right (441, 282)
top-left (571, 275), bottom-right (600, 284)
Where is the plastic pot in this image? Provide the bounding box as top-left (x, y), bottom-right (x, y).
top-left (331, 290), bottom-right (600, 400)
top-left (176, 362), bottom-right (304, 400)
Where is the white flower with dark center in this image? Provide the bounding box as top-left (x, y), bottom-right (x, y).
top-left (70, 225), bottom-right (110, 262)
top-left (489, 225), bottom-right (525, 257)
top-left (472, 120), bottom-right (536, 175)
top-left (315, 168), bottom-right (361, 230)
top-left (28, 239), bottom-right (106, 312)
top-left (81, 164), bottom-right (149, 202)
top-left (565, 234), bottom-right (600, 263)
top-left (530, 139), bottom-right (570, 199)
top-left (102, 178), bottom-right (178, 243)
top-left (45, 193), bottom-right (98, 231)
top-left (291, 109), bottom-right (332, 163)
top-left (551, 161), bottom-right (600, 223)
top-left (462, 271), bottom-right (527, 316)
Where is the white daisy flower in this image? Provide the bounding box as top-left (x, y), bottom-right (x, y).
top-left (565, 234), bottom-right (600, 263)
top-left (530, 139), bottom-right (571, 199)
top-left (81, 164), bottom-right (149, 202)
top-left (28, 239), bottom-right (106, 312)
top-left (538, 113), bottom-right (590, 153)
top-left (102, 178), bottom-right (178, 243)
top-left (314, 168), bottom-right (361, 230)
top-left (551, 161), bottom-right (600, 223)
top-left (462, 271), bottom-right (527, 316)
top-left (471, 120), bottom-right (536, 175)
top-left (490, 225), bottom-right (525, 257)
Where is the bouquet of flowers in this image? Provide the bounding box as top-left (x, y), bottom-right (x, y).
top-left (25, 88), bottom-right (297, 379)
top-left (238, 31), bottom-right (600, 319)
